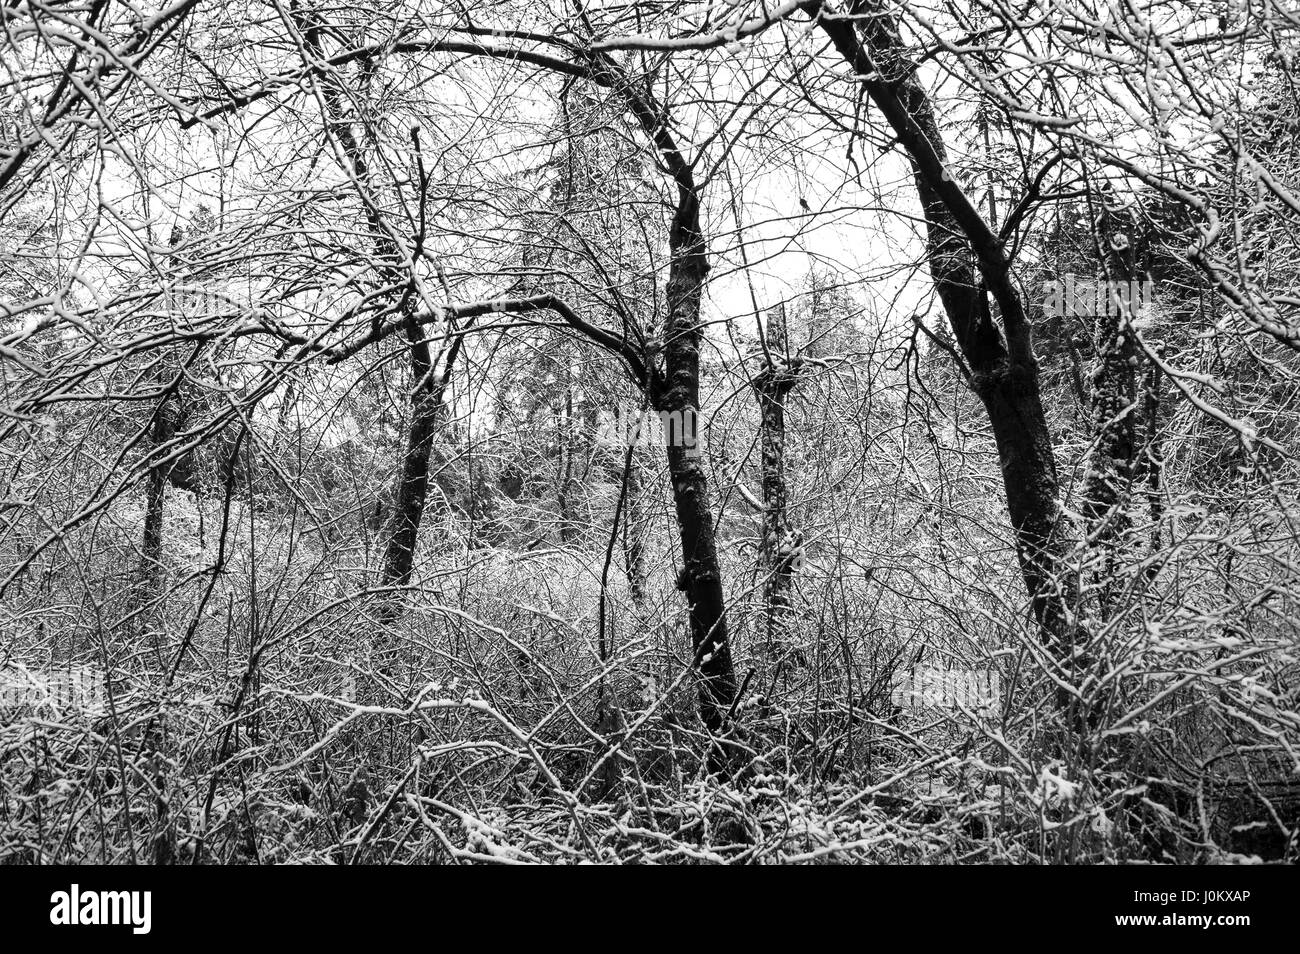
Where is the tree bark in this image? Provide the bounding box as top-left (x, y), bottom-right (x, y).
top-left (1081, 195), bottom-right (1163, 602)
top-left (1082, 218), bottom-right (1141, 606)
top-left (650, 197), bottom-right (739, 739)
top-left (753, 304), bottom-right (805, 662)
top-left (379, 326), bottom-right (449, 592)
top-left (293, 5), bottom-right (463, 609)
top-left (575, 53), bottom-right (740, 743)
top-left (817, 2), bottom-right (1082, 656)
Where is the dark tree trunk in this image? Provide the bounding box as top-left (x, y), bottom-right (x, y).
top-left (551, 52), bottom-right (743, 742)
top-left (1082, 237), bottom-right (1141, 608)
top-left (379, 325), bottom-right (445, 592)
top-left (660, 319), bottom-right (740, 734)
top-left (818, 3), bottom-right (1082, 657)
top-left (1140, 361), bottom-right (1165, 576)
top-left (139, 228), bottom-right (188, 596)
top-left (650, 187), bottom-right (739, 741)
top-left (294, 5), bottom-right (463, 612)
top-left (662, 207), bottom-right (740, 740)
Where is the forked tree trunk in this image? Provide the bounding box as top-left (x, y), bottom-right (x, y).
top-left (294, 6), bottom-right (463, 623)
top-left (576, 54), bottom-right (740, 743)
top-left (356, 45), bottom-right (744, 744)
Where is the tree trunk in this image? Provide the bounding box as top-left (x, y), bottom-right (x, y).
top-left (562, 52), bottom-right (743, 744)
top-left (649, 185), bottom-right (739, 742)
top-left (1082, 195), bottom-right (1163, 604)
top-left (753, 304), bottom-right (804, 662)
top-left (139, 227), bottom-right (189, 598)
top-left (379, 326), bottom-right (445, 593)
top-left (818, 3), bottom-right (1082, 657)
top-left (294, 6), bottom-right (463, 614)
